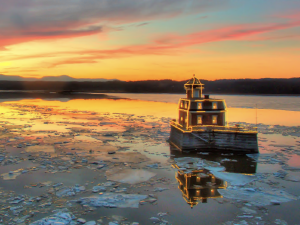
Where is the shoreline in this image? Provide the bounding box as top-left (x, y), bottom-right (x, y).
top-left (0, 90), bottom-right (300, 97)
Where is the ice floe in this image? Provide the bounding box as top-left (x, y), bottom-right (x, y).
top-left (106, 168), bottom-right (156, 184)
top-left (76, 193), bottom-right (148, 208)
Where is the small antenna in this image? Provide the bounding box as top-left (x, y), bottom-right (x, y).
top-left (256, 104), bottom-right (258, 130)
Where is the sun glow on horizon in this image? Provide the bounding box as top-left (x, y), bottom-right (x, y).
top-left (0, 1), bottom-right (299, 81)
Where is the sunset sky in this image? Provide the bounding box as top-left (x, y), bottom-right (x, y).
top-left (0, 0), bottom-right (299, 81)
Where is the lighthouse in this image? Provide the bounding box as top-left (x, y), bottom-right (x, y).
top-left (169, 75), bottom-right (258, 153)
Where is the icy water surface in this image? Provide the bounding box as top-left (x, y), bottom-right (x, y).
top-left (0, 94), bottom-right (299, 224)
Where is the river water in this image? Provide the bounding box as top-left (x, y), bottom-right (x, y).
top-left (0, 93), bottom-right (299, 224)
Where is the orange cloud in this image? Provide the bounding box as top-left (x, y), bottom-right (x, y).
top-left (3, 16), bottom-right (300, 68)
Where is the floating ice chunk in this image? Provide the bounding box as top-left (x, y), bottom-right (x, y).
top-left (270, 200), bottom-right (281, 205)
top-left (274, 219), bottom-right (288, 225)
top-left (106, 168), bottom-right (156, 184)
top-left (150, 217), bottom-right (160, 222)
top-left (53, 182), bottom-right (63, 188)
top-left (237, 215), bottom-right (253, 219)
top-left (244, 188), bottom-right (256, 192)
top-left (92, 186), bottom-right (106, 193)
top-left (147, 163), bottom-right (160, 168)
top-left (77, 218), bottom-right (86, 223)
top-left (241, 207), bottom-right (257, 214)
top-left (284, 175), bottom-right (300, 182)
top-left (1, 169), bottom-right (23, 180)
top-left (103, 181), bottom-right (116, 187)
top-left (85, 221), bottom-right (97, 225)
top-left (56, 188), bottom-right (76, 197)
top-left (273, 170), bottom-right (287, 179)
top-left (56, 185), bottom-right (85, 197)
top-left (174, 157), bottom-right (222, 173)
top-left (109, 222), bottom-right (119, 225)
top-left (208, 167), bottom-right (256, 186)
top-left (154, 187), bottom-right (169, 192)
top-left (30, 209), bottom-right (75, 225)
top-left (219, 188), bottom-right (297, 206)
top-left (76, 193), bottom-right (147, 208)
top-left (26, 145), bottom-right (55, 153)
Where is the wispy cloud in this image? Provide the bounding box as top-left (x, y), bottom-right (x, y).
top-left (154, 20), bottom-right (300, 47)
top-left (2, 11), bottom-right (300, 68)
top-left (0, 0), bottom-right (227, 49)
top-left (136, 22), bottom-right (149, 27)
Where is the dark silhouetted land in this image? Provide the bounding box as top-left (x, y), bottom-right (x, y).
top-left (0, 78), bottom-right (299, 95)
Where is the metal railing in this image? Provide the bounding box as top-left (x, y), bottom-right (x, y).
top-left (170, 120), bottom-right (257, 133)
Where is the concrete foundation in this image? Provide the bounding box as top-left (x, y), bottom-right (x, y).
top-left (169, 125), bottom-right (258, 153)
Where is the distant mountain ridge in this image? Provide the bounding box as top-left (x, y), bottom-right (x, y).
top-left (0, 74), bottom-right (299, 95)
top-left (0, 74), bottom-right (118, 82)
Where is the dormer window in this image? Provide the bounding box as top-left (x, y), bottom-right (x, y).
top-left (212, 102), bottom-right (217, 109)
top-left (212, 115), bottom-right (218, 124)
top-left (185, 102), bottom-right (188, 109)
top-left (197, 102), bottom-right (202, 110)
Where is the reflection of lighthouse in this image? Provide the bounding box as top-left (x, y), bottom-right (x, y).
top-left (170, 145), bottom-right (258, 174)
top-left (174, 164), bottom-right (227, 208)
top-left (171, 144), bottom-right (258, 208)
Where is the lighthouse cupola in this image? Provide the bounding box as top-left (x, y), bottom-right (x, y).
top-left (184, 75), bottom-right (204, 99)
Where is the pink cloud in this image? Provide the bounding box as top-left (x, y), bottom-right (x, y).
top-left (0, 0), bottom-right (227, 49)
top-left (3, 15), bottom-right (300, 68)
top-left (154, 21), bottom-right (300, 48)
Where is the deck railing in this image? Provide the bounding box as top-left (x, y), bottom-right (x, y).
top-left (170, 120), bottom-right (257, 133)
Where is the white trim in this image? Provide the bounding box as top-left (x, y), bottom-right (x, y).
top-left (188, 110), bottom-right (226, 113)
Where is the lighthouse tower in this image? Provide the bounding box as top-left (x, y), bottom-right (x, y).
top-left (178, 75), bottom-right (226, 128)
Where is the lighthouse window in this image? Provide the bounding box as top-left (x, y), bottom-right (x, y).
top-left (212, 102), bottom-right (217, 109)
top-left (197, 115), bottom-right (202, 124)
top-left (180, 101), bottom-right (184, 108)
top-left (185, 102), bottom-right (188, 109)
top-left (197, 102), bottom-right (202, 109)
top-left (212, 115), bottom-right (218, 124)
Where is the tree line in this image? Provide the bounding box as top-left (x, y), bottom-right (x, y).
top-left (0, 78), bottom-right (299, 95)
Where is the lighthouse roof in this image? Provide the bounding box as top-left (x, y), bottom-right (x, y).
top-left (184, 75), bottom-right (204, 86)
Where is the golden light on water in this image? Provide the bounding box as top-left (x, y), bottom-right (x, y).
top-left (3, 99), bottom-right (299, 126)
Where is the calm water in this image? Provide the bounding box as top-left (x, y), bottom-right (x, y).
top-left (0, 93), bottom-right (299, 224)
top-left (106, 93), bottom-right (300, 111)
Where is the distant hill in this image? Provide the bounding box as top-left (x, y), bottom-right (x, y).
top-left (0, 76), bottom-right (299, 95)
top-left (0, 74), bottom-right (118, 82)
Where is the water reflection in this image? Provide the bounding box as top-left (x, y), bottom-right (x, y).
top-left (170, 147), bottom-right (257, 174)
top-left (175, 167), bottom-right (227, 208)
top-left (2, 96), bottom-right (300, 126)
top-left (171, 146), bottom-right (257, 208)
